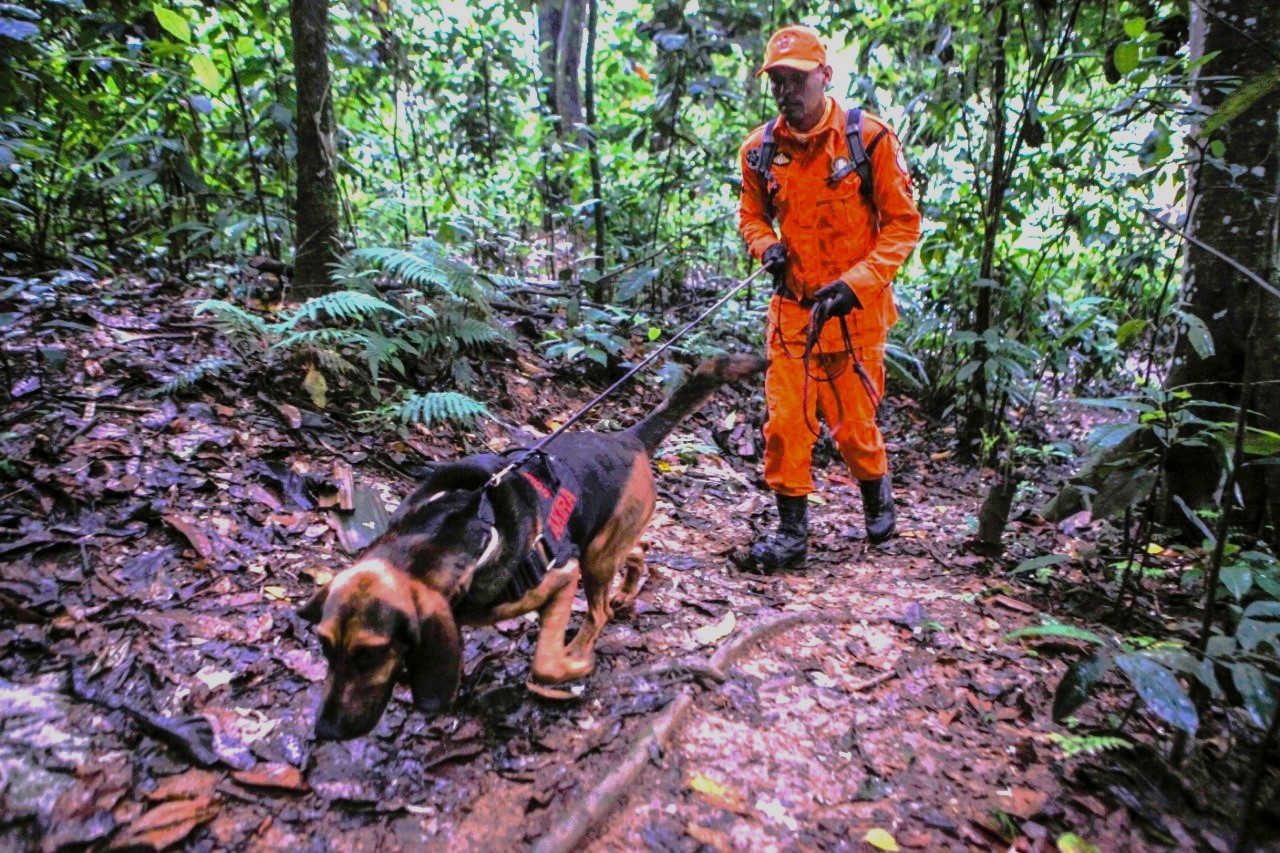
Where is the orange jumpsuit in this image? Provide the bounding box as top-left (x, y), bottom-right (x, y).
top-left (738, 96), bottom-right (921, 495)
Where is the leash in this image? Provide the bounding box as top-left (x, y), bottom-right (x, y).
top-left (771, 296), bottom-right (884, 438)
top-left (483, 264), bottom-right (770, 490)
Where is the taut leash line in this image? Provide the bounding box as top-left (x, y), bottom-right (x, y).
top-left (485, 264), bottom-right (770, 489)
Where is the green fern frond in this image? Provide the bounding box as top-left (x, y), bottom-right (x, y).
top-left (282, 291), bottom-right (406, 329)
top-left (371, 391), bottom-right (492, 429)
top-left (152, 356), bottom-right (239, 397)
top-left (274, 327), bottom-right (369, 351)
top-left (420, 315), bottom-right (506, 352)
top-left (1047, 733), bottom-right (1133, 758)
top-left (358, 330), bottom-right (415, 384)
top-left (328, 255), bottom-right (383, 293)
top-left (190, 299), bottom-right (271, 347)
top-left (350, 244), bottom-right (493, 306)
top-left (349, 246), bottom-right (449, 290)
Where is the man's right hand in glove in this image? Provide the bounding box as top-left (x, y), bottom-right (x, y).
top-left (761, 243), bottom-right (788, 294)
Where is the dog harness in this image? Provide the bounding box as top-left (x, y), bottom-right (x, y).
top-left (474, 449), bottom-right (582, 605)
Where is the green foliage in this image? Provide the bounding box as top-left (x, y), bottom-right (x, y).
top-left (369, 391), bottom-right (492, 430)
top-left (1046, 733), bottom-right (1133, 758)
top-left (541, 303), bottom-right (634, 367)
top-left (280, 291), bottom-right (406, 329)
top-left (192, 243), bottom-right (506, 402)
top-left (1004, 623), bottom-right (1106, 646)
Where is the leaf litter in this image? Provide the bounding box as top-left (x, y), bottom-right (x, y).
top-left (0, 270), bottom-right (1262, 851)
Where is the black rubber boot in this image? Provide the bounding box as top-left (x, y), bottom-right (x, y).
top-left (860, 475), bottom-right (896, 544)
top-left (750, 494), bottom-right (808, 572)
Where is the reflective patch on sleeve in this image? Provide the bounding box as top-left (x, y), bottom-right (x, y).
top-left (895, 147), bottom-right (910, 177)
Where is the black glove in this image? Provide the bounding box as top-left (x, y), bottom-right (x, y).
top-left (813, 280), bottom-right (862, 317)
top-left (761, 243), bottom-right (788, 294)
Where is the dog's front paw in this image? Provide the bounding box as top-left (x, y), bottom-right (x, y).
top-left (531, 655), bottom-right (594, 684)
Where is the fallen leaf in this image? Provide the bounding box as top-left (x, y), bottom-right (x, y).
top-left (693, 611), bottom-right (736, 646)
top-left (303, 367), bottom-right (327, 409)
top-left (262, 586), bottom-right (288, 600)
top-left (1057, 833), bottom-right (1100, 853)
top-left (163, 513), bottom-right (215, 559)
top-left (146, 769), bottom-right (222, 803)
top-left (274, 402), bottom-right (302, 429)
top-left (864, 827), bottom-right (900, 851)
top-left (110, 795), bottom-right (220, 850)
top-left (194, 667), bottom-right (236, 691)
top-left (688, 773), bottom-right (751, 815)
top-left (232, 763), bottom-right (308, 792)
top-left (990, 594), bottom-right (1036, 614)
top-left (1003, 786), bottom-right (1048, 819)
top-left (685, 822), bottom-right (730, 851)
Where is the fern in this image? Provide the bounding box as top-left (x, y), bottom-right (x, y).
top-left (357, 330), bottom-right (416, 385)
top-left (152, 356), bottom-right (239, 397)
top-left (328, 255), bottom-right (384, 293)
top-left (1047, 733), bottom-right (1133, 758)
top-left (355, 242), bottom-right (495, 305)
top-left (371, 391), bottom-right (492, 429)
top-left (273, 327), bottom-right (370, 351)
top-left (281, 291), bottom-right (405, 330)
top-left (191, 299), bottom-right (271, 350)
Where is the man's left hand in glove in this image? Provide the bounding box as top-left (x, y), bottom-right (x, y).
top-left (812, 280), bottom-right (863, 317)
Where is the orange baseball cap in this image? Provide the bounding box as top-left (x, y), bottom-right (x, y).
top-left (756, 25), bottom-right (827, 77)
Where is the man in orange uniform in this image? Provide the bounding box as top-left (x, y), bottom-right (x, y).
top-left (738, 24), bottom-right (921, 571)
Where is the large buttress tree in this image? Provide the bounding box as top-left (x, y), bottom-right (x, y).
top-left (1163, 0), bottom-right (1280, 542)
top-left (290, 0), bottom-right (341, 294)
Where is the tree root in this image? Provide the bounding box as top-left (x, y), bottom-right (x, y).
top-left (530, 691), bottom-right (695, 853)
top-left (850, 669), bottom-right (899, 692)
top-left (533, 608), bottom-right (894, 853)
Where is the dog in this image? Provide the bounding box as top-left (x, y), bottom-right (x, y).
top-left (299, 354), bottom-right (766, 739)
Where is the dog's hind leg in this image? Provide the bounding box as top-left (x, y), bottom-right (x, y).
top-left (609, 544), bottom-right (647, 613)
top-left (566, 462), bottom-right (655, 667)
top-left (529, 561), bottom-right (593, 684)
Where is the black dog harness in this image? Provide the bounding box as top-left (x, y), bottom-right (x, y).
top-left (476, 449), bottom-right (582, 605)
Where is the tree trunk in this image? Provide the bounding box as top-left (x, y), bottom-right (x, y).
top-left (537, 0), bottom-right (587, 213)
top-left (960, 0), bottom-right (1009, 457)
top-left (290, 0), bottom-right (341, 295)
top-left (538, 0), bottom-right (586, 137)
top-left (584, 0), bottom-right (607, 289)
top-left (1164, 0), bottom-right (1280, 542)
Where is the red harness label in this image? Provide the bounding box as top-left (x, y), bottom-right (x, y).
top-left (521, 470), bottom-right (552, 499)
top-left (547, 488), bottom-right (577, 541)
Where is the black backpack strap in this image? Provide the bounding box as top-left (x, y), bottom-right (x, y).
top-left (744, 117), bottom-right (780, 217)
top-left (845, 107), bottom-right (890, 203)
top-left (757, 117), bottom-right (779, 181)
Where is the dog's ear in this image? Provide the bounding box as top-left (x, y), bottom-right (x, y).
top-left (298, 584), bottom-right (330, 624)
top-left (404, 585), bottom-right (462, 713)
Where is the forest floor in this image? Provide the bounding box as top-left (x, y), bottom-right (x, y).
top-left (0, 270), bottom-right (1274, 851)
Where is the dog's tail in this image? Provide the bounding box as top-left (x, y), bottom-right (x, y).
top-left (626, 354), bottom-right (767, 455)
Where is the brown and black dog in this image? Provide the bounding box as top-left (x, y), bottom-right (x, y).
top-left (299, 354), bottom-right (766, 739)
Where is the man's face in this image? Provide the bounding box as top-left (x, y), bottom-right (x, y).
top-left (768, 65), bottom-right (831, 132)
